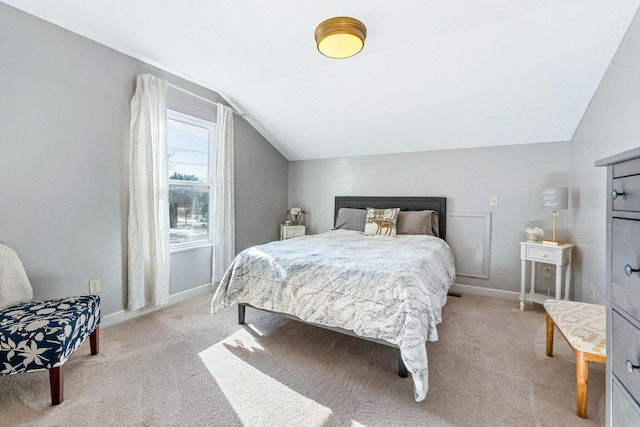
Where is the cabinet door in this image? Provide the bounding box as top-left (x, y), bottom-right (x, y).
top-left (612, 310), bottom-right (640, 402)
top-left (613, 378), bottom-right (640, 426)
top-left (612, 219), bottom-right (640, 321)
top-left (612, 175), bottom-right (640, 211)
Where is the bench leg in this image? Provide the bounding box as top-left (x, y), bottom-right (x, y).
top-left (546, 313), bottom-right (554, 357)
top-left (90, 326), bottom-right (100, 355)
top-left (576, 352), bottom-right (588, 418)
top-left (49, 366), bottom-right (64, 405)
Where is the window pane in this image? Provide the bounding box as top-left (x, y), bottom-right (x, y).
top-left (167, 118), bottom-right (209, 182)
top-left (169, 185), bottom-right (209, 244)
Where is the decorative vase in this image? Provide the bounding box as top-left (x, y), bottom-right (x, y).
top-left (286, 207), bottom-right (306, 225)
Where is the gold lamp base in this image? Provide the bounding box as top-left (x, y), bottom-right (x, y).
top-left (542, 240), bottom-right (565, 246)
top-left (542, 208), bottom-right (565, 246)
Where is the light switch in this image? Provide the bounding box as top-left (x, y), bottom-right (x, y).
top-left (490, 195), bottom-right (499, 207)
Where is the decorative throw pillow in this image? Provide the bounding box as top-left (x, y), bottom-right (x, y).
top-left (0, 243), bottom-right (33, 311)
top-left (364, 208), bottom-right (400, 236)
top-left (429, 210), bottom-right (440, 237)
top-left (334, 208), bottom-right (367, 231)
top-left (397, 210), bottom-right (439, 236)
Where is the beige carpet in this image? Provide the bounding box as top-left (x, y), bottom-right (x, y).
top-left (0, 293), bottom-right (604, 426)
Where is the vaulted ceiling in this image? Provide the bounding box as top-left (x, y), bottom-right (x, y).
top-left (4, 1), bottom-right (640, 160)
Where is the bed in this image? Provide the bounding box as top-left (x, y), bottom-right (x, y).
top-left (210, 196), bottom-right (456, 401)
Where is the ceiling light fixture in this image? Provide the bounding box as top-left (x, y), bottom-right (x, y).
top-left (315, 17), bottom-right (367, 59)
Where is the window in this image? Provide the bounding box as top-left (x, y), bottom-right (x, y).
top-left (167, 110), bottom-right (214, 248)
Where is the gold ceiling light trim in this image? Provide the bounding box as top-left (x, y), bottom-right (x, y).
top-left (315, 16), bottom-right (367, 59)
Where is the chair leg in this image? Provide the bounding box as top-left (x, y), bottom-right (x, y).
top-left (49, 366), bottom-right (64, 405)
top-left (576, 352), bottom-right (588, 418)
top-left (48, 328), bottom-right (98, 406)
top-left (90, 326), bottom-right (100, 355)
top-left (545, 314), bottom-right (554, 357)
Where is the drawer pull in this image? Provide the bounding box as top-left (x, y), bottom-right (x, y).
top-left (611, 189), bottom-right (626, 199)
top-left (624, 264), bottom-right (640, 276)
top-left (626, 359), bottom-right (640, 373)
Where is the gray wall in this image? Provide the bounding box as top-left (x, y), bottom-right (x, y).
top-left (288, 7), bottom-right (640, 302)
top-left (289, 142), bottom-right (571, 294)
top-left (0, 4), bottom-right (288, 315)
top-left (570, 8), bottom-right (640, 304)
top-left (4, 1), bottom-right (637, 314)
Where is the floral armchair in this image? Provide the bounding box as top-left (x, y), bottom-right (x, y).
top-left (0, 243), bottom-right (101, 405)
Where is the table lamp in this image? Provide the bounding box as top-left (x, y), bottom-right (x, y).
top-left (542, 187), bottom-right (568, 245)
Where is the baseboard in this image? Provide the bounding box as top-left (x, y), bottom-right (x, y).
top-left (101, 283), bottom-right (214, 328)
top-left (450, 283), bottom-right (520, 301)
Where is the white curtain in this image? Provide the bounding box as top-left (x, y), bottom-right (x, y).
top-left (127, 74), bottom-right (170, 310)
top-left (211, 103), bottom-right (235, 283)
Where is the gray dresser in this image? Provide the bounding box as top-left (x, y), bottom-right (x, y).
top-left (596, 147), bottom-right (640, 426)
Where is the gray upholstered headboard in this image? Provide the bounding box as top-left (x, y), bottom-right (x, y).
top-left (334, 196), bottom-right (447, 240)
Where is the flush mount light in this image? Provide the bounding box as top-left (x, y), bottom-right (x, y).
top-left (315, 17), bottom-right (367, 59)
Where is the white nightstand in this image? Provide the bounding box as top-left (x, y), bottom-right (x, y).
top-left (519, 241), bottom-right (573, 311)
top-left (280, 224), bottom-right (305, 240)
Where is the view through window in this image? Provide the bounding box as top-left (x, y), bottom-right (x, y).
top-left (167, 110), bottom-right (214, 246)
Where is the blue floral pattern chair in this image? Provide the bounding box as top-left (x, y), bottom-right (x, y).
top-left (0, 243), bottom-right (101, 405)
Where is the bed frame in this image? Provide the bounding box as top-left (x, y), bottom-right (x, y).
top-left (238, 196), bottom-right (448, 379)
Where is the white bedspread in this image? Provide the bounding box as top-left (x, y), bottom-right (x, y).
top-left (210, 229), bottom-right (456, 401)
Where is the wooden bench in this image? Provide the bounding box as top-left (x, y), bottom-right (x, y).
top-left (544, 299), bottom-right (606, 419)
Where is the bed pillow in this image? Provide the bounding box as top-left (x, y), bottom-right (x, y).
top-left (397, 210), bottom-right (439, 237)
top-left (429, 210), bottom-right (440, 237)
top-left (364, 208), bottom-right (400, 236)
top-left (334, 208), bottom-right (367, 231)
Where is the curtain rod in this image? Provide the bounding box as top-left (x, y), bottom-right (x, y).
top-left (167, 83), bottom-right (245, 117)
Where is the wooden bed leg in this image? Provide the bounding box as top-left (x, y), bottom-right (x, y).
top-left (546, 314), bottom-right (554, 357)
top-left (398, 350), bottom-right (408, 378)
top-left (90, 326), bottom-right (100, 355)
top-left (576, 352), bottom-right (589, 418)
top-left (49, 366), bottom-right (64, 405)
top-left (238, 304), bottom-right (246, 325)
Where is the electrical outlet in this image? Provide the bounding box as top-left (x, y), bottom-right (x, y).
top-left (589, 284), bottom-right (595, 301)
top-left (89, 279), bottom-right (101, 294)
top-left (543, 266), bottom-right (552, 278)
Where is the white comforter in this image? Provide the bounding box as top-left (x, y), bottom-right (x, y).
top-left (210, 229), bottom-right (456, 401)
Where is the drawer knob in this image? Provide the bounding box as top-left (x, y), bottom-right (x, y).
top-left (624, 264), bottom-right (639, 276)
top-left (611, 189), bottom-right (626, 199)
top-left (626, 359), bottom-right (640, 373)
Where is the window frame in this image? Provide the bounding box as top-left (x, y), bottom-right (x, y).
top-left (167, 109), bottom-right (215, 252)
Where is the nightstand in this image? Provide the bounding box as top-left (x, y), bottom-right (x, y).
top-left (519, 241), bottom-right (573, 311)
top-left (280, 224), bottom-right (305, 240)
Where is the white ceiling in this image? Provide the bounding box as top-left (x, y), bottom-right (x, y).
top-left (5, 1), bottom-right (640, 160)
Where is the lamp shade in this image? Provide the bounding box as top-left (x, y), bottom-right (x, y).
top-left (542, 187), bottom-right (569, 210)
top-left (315, 17), bottom-right (367, 59)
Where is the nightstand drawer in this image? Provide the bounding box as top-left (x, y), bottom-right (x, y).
top-left (286, 228), bottom-right (304, 237)
top-left (612, 219), bottom-right (640, 321)
top-left (526, 246), bottom-right (557, 263)
top-left (612, 310), bottom-right (640, 402)
top-left (280, 225), bottom-right (306, 240)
